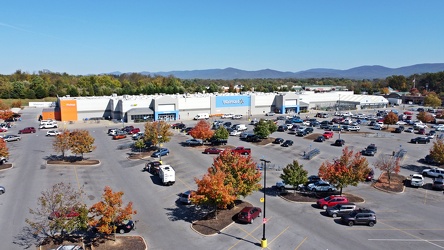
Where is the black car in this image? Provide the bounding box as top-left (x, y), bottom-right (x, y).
top-left (333, 139), bottom-right (345, 146)
top-left (246, 135), bottom-right (262, 142)
top-left (209, 138), bottom-right (228, 145)
top-left (296, 130), bottom-right (307, 137)
top-left (223, 122), bottom-right (232, 128)
top-left (341, 209), bottom-right (376, 227)
top-left (410, 137), bottom-right (430, 144)
top-left (273, 138), bottom-right (284, 144)
top-left (277, 125), bottom-right (288, 132)
top-left (314, 136), bottom-right (325, 142)
top-left (171, 123), bottom-right (186, 129)
top-left (393, 127), bottom-right (403, 133)
top-left (181, 127), bottom-right (193, 134)
top-left (310, 120), bottom-right (320, 127)
top-left (304, 127), bottom-right (314, 134)
top-left (281, 140), bottom-right (293, 147)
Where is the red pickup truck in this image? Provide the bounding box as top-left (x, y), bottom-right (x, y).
top-left (232, 147), bottom-right (251, 155)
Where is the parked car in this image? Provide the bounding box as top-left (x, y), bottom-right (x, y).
top-left (237, 207), bottom-right (262, 224)
top-left (322, 131), bottom-right (334, 139)
top-left (128, 128), bottom-right (141, 134)
top-left (422, 167), bottom-right (444, 178)
top-left (53, 245), bottom-right (83, 250)
top-left (347, 126), bottom-right (360, 131)
top-left (308, 181), bottom-right (337, 192)
top-left (361, 144), bottom-right (377, 156)
top-left (281, 140), bottom-right (293, 147)
top-left (185, 139), bottom-right (203, 146)
top-left (115, 220), bottom-right (135, 234)
top-left (304, 127), bottom-right (314, 134)
top-left (326, 203), bottom-right (357, 218)
top-left (333, 139), bottom-right (345, 147)
top-left (296, 130), bottom-right (307, 137)
top-left (405, 127), bottom-right (414, 133)
top-left (432, 178), bottom-right (444, 191)
top-left (409, 174), bottom-right (424, 187)
top-left (277, 125), bottom-right (288, 132)
top-left (132, 132), bottom-right (145, 140)
top-left (203, 147), bottom-right (223, 154)
top-left (144, 161), bottom-right (162, 175)
top-left (341, 209), bottom-right (377, 227)
top-left (410, 137), bottom-right (430, 144)
top-left (273, 138), bottom-right (284, 144)
top-left (19, 127), bottom-right (36, 134)
top-left (265, 112), bottom-right (275, 116)
top-left (314, 136), bottom-right (325, 142)
top-left (232, 114), bottom-right (243, 120)
top-left (2, 135), bottom-right (21, 142)
top-left (317, 195), bottom-right (349, 210)
top-left (46, 130), bottom-right (61, 136)
top-left (230, 130), bottom-right (242, 136)
top-left (179, 190), bottom-right (195, 204)
top-left (171, 123), bottom-right (186, 129)
top-left (152, 148), bottom-right (170, 158)
top-left (113, 134), bottom-right (127, 140)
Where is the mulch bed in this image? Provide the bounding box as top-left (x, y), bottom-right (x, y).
top-left (192, 200), bottom-right (252, 235)
top-left (38, 236), bottom-right (146, 250)
top-left (0, 163), bottom-right (13, 171)
top-left (47, 159), bottom-right (100, 165)
top-left (372, 172), bottom-right (405, 193)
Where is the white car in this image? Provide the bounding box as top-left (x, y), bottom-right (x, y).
top-left (372, 125), bottom-right (383, 130)
top-left (221, 113), bottom-right (234, 119)
top-left (396, 121), bottom-right (407, 125)
top-left (410, 174), bottom-right (424, 187)
top-left (405, 127), bottom-right (414, 133)
top-left (286, 124), bottom-right (293, 129)
top-left (302, 121), bottom-right (311, 126)
top-left (347, 126), bottom-right (360, 131)
top-left (46, 130), bottom-right (61, 136)
top-left (230, 130), bottom-right (241, 136)
top-left (232, 114), bottom-right (243, 120)
top-left (436, 126), bottom-right (444, 131)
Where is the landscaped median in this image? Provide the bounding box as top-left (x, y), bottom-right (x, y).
top-left (38, 235), bottom-right (147, 250)
top-left (0, 163), bottom-right (13, 171)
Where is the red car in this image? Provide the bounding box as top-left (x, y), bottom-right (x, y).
top-left (238, 206), bottom-right (262, 224)
top-left (128, 128), bottom-right (141, 134)
top-left (317, 195), bottom-right (349, 210)
top-left (19, 127), bottom-right (36, 134)
top-left (322, 131), bottom-right (334, 139)
top-left (203, 147), bottom-right (223, 154)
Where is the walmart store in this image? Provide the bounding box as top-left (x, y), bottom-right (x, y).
top-left (41, 91), bottom-right (388, 122)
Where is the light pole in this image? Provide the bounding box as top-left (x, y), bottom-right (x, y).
top-left (260, 158), bottom-right (270, 248)
top-left (157, 121), bottom-right (162, 163)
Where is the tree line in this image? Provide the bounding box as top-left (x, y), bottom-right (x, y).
top-left (1, 70), bottom-right (444, 100)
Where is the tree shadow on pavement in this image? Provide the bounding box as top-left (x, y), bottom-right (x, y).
top-left (164, 198), bottom-right (210, 223)
top-left (13, 226), bottom-right (42, 249)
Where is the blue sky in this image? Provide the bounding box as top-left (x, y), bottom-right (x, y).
top-left (1, 1), bottom-right (443, 75)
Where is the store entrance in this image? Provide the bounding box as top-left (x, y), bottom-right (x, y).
top-left (158, 114), bottom-right (176, 121)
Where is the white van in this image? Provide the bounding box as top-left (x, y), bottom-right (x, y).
top-left (159, 165), bottom-right (175, 186)
top-left (194, 113), bottom-right (209, 120)
top-left (235, 124), bottom-right (248, 131)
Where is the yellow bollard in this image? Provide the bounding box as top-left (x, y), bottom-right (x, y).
top-left (261, 239), bottom-right (267, 248)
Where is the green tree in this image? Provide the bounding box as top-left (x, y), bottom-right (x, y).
top-left (25, 183), bottom-right (87, 242)
top-left (134, 139), bottom-right (145, 154)
top-left (424, 92), bottom-right (442, 108)
top-left (212, 126), bottom-right (229, 140)
top-left (318, 147), bottom-right (371, 195)
top-left (254, 119), bottom-right (277, 138)
top-left (280, 160), bottom-right (308, 193)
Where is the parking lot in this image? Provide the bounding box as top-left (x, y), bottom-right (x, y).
top-left (1, 108), bottom-right (444, 250)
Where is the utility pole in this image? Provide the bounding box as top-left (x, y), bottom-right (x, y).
top-left (260, 158), bottom-right (270, 248)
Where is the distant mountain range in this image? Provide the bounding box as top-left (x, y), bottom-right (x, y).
top-left (109, 63), bottom-right (444, 80)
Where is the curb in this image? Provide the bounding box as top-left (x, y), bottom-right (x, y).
top-left (371, 173), bottom-right (406, 194)
top-left (190, 221), bottom-right (235, 237)
top-left (0, 164), bottom-right (13, 172)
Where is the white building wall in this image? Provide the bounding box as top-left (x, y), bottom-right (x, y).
top-left (121, 97), bottom-right (153, 113)
top-left (76, 98), bottom-right (110, 112)
top-left (254, 94), bottom-right (275, 106)
top-left (178, 96), bottom-right (211, 110)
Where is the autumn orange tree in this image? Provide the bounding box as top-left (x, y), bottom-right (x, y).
top-left (53, 129), bottom-right (71, 158)
top-left (189, 120), bottom-right (214, 141)
top-left (193, 150), bottom-right (261, 212)
top-left (69, 129), bottom-right (96, 160)
top-left (193, 170), bottom-right (236, 218)
top-left (0, 100), bottom-right (13, 121)
top-left (429, 139), bottom-right (444, 165)
top-left (144, 121), bottom-right (173, 147)
top-left (0, 138), bottom-right (9, 160)
top-left (318, 147), bottom-right (371, 195)
top-left (374, 154), bottom-right (400, 185)
top-left (89, 186), bottom-right (137, 236)
top-left (417, 111), bottom-right (435, 123)
top-left (383, 112), bottom-right (398, 129)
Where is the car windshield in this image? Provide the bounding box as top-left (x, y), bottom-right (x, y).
top-left (324, 196), bottom-right (332, 201)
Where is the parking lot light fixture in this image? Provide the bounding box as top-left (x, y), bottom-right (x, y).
top-left (260, 158), bottom-right (270, 248)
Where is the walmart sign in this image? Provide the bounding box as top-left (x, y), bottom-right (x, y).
top-left (216, 96), bottom-right (250, 108)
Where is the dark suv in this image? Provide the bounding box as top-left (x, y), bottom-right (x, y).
top-left (341, 209), bottom-right (376, 227)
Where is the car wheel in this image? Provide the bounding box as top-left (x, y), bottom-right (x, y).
top-left (348, 221), bottom-right (354, 227)
top-left (0, 190), bottom-right (4, 195)
top-left (166, 152), bottom-right (169, 155)
top-left (119, 228), bottom-right (125, 234)
top-left (259, 212), bottom-right (262, 217)
top-left (322, 205), bottom-right (328, 210)
top-left (368, 221), bottom-right (375, 227)
top-left (415, 141), bottom-right (418, 144)
top-left (332, 213), bottom-right (337, 218)
top-left (206, 152), bottom-right (209, 154)
top-left (250, 218), bottom-right (253, 224)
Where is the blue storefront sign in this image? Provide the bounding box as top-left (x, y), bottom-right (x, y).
top-left (215, 96), bottom-right (251, 108)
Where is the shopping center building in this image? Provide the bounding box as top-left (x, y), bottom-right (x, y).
top-left (41, 91), bottom-right (389, 122)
